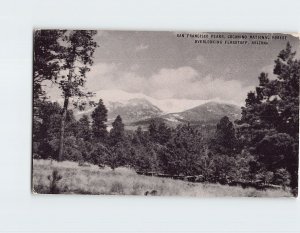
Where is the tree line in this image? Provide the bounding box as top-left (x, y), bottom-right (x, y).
top-left (33, 30), bottom-right (299, 195)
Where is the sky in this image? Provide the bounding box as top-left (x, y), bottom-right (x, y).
top-left (46, 30), bottom-right (300, 107)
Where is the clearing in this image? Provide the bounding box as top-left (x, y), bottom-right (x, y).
top-left (32, 159), bottom-right (292, 197)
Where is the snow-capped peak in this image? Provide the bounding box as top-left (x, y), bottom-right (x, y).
top-left (93, 89), bottom-right (239, 113)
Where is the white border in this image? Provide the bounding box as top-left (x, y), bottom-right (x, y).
top-left (0, 0), bottom-right (299, 232)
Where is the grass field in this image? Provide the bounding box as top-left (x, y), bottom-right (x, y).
top-left (32, 159), bottom-right (292, 197)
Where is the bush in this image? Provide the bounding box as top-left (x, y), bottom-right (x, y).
top-left (48, 170), bottom-right (62, 194)
top-left (110, 181), bottom-right (124, 194)
top-left (273, 168), bottom-right (291, 187)
top-left (90, 142), bottom-right (110, 165)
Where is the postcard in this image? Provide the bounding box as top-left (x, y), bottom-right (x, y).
top-left (32, 30), bottom-right (299, 197)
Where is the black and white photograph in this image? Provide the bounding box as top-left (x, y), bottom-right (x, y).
top-left (32, 30), bottom-right (299, 197)
top-left (2, 0), bottom-right (300, 232)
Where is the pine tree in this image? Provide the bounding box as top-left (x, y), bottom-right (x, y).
top-left (213, 116), bottom-right (237, 155)
top-left (237, 43), bottom-right (299, 193)
top-left (77, 115), bottom-right (91, 141)
top-left (136, 126), bottom-right (143, 141)
top-left (33, 30), bottom-right (66, 116)
top-left (159, 125), bottom-right (204, 176)
top-left (148, 120), bottom-right (158, 141)
top-left (148, 120), bottom-right (171, 144)
top-left (109, 115), bottom-right (125, 146)
top-left (132, 126), bottom-right (143, 145)
top-left (157, 122), bottom-right (171, 144)
top-left (91, 99), bottom-right (108, 141)
top-left (57, 30), bottom-right (98, 161)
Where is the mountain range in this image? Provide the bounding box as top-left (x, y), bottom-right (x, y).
top-left (72, 89), bottom-right (242, 129)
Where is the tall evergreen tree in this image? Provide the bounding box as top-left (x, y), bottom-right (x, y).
top-left (212, 116), bottom-right (237, 155)
top-left (33, 30), bottom-right (66, 116)
top-left (77, 115), bottom-right (91, 141)
top-left (159, 125), bottom-right (204, 176)
top-left (33, 101), bottom-right (62, 141)
top-left (91, 99), bottom-right (108, 141)
top-left (109, 115), bottom-right (125, 146)
top-left (157, 122), bottom-right (172, 144)
top-left (148, 120), bottom-right (171, 144)
top-left (148, 120), bottom-right (158, 141)
top-left (237, 43), bottom-right (299, 194)
top-left (132, 126), bottom-right (143, 145)
top-left (57, 30), bottom-right (98, 161)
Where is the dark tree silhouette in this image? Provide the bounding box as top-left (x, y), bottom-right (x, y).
top-left (109, 115), bottom-right (125, 146)
top-left (91, 99), bottom-right (108, 141)
top-left (33, 30), bottom-right (66, 117)
top-left (148, 120), bottom-right (158, 141)
top-left (77, 115), bottom-right (91, 141)
top-left (159, 125), bottom-right (204, 176)
top-left (57, 30), bottom-right (98, 161)
top-left (148, 120), bottom-right (171, 144)
top-left (213, 116), bottom-right (237, 155)
top-left (238, 42), bottom-right (299, 194)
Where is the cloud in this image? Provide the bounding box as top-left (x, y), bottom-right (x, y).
top-left (85, 63), bottom-right (253, 105)
top-left (135, 44), bottom-right (149, 51)
top-left (85, 63), bottom-right (143, 93)
top-left (85, 63), bottom-right (118, 90)
top-left (130, 64), bottom-right (140, 71)
top-left (148, 67), bottom-right (198, 99)
top-left (195, 55), bottom-right (206, 64)
top-left (89, 63), bottom-right (118, 76)
top-left (146, 68), bottom-right (253, 105)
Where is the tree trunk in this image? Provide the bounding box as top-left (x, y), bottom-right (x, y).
top-left (58, 96), bottom-right (69, 161)
top-left (58, 69), bottom-right (72, 161)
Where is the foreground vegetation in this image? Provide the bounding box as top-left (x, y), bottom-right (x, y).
top-left (32, 159), bottom-right (292, 197)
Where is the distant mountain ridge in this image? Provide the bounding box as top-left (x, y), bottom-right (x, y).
top-left (74, 97), bottom-right (163, 123)
top-left (106, 98), bottom-right (163, 123)
top-left (130, 101), bottom-right (241, 129)
top-left (93, 89), bottom-right (221, 113)
top-left (71, 90), bottom-right (242, 128)
top-left (167, 101), bottom-right (241, 122)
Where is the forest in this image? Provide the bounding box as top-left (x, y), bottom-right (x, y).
top-left (32, 30), bottom-right (299, 196)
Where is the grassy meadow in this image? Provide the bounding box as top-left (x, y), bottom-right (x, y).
top-left (32, 159), bottom-right (292, 197)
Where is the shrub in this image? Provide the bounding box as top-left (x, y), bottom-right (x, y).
top-left (110, 181), bottom-right (124, 194)
top-left (48, 170), bottom-right (62, 194)
top-left (273, 168), bottom-right (291, 187)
